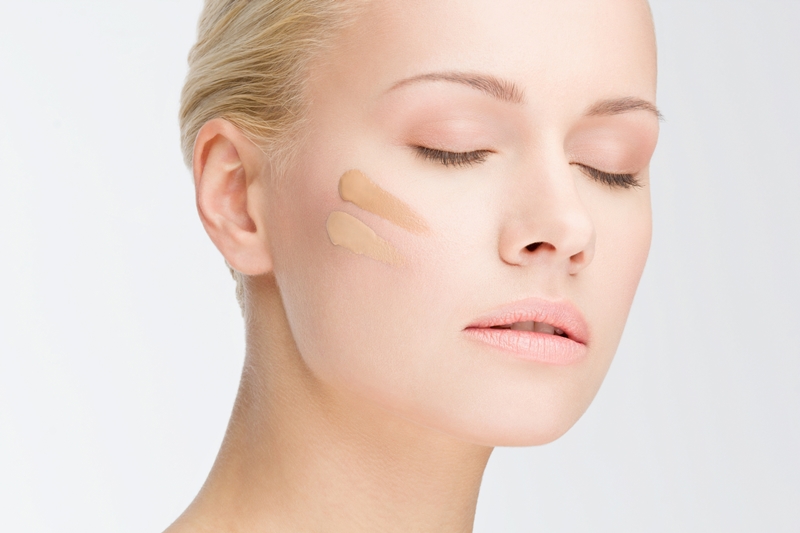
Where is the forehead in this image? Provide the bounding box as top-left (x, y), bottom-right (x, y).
top-left (316, 0), bottom-right (656, 116)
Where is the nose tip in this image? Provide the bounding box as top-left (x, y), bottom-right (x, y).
top-left (499, 187), bottom-right (596, 275)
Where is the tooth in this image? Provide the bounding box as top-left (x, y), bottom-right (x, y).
top-left (554, 327), bottom-right (565, 336)
top-left (534, 322), bottom-right (556, 335)
top-left (510, 321), bottom-right (535, 331)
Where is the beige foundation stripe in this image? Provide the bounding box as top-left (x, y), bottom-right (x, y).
top-left (338, 169), bottom-right (429, 234)
top-left (326, 211), bottom-right (404, 266)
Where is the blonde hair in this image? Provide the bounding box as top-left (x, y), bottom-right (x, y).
top-left (179, 0), bottom-right (362, 313)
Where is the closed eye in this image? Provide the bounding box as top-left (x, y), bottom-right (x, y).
top-left (574, 163), bottom-right (641, 189)
top-left (415, 147), bottom-right (641, 189)
top-left (414, 146), bottom-right (492, 168)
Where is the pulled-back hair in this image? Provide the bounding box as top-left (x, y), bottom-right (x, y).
top-left (180, 0), bottom-right (360, 167)
top-left (179, 0), bottom-right (362, 311)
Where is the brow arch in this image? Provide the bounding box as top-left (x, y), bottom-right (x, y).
top-left (387, 71), bottom-right (525, 104)
top-left (586, 96), bottom-right (663, 120)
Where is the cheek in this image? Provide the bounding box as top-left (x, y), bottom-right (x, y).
top-left (586, 187), bottom-right (652, 347)
top-left (265, 167), bottom-right (449, 397)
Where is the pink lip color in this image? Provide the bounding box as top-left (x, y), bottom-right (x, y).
top-left (463, 297), bottom-right (590, 365)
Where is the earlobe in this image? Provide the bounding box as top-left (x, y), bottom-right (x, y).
top-left (193, 118), bottom-right (273, 276)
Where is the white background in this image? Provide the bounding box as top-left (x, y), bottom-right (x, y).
top-left (1, 1), bottom-right (798, 531)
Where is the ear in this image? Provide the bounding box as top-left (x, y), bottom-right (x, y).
top-left (193, 118), bottom-right (273, 275)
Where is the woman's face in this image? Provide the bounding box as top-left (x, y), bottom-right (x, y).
top-left (261, 0), bottom-right (658, 445)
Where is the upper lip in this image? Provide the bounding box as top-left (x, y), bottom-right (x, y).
top-left (465, 297), bottom-right (590, 345)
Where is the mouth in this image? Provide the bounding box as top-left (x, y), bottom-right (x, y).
top-left (488, 321), bottom-right (567, 337)
top-left (463, 298), bottom-right (589, 364)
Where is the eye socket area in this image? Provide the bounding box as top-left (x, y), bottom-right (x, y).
top-left (565, 114), bottom-right (658, 191)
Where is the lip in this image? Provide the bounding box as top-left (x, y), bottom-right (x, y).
top-left (463, 297), bottom-right (590, 365)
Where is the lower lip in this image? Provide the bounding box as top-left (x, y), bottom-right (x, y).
top-left (463, 328), bottom-right (587, 365)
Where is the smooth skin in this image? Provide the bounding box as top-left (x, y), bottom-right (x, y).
top-left (167, 0), bottom-right (659, 531)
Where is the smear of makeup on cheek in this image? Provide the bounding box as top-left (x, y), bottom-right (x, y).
top-left (338, 169), bottom-right (429, 234)
top-left (326, 169), bottom-right (429, 266)
top-left (326, 211), bottom-right (404, 266)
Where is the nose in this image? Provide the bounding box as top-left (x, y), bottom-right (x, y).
top-left (497, 160), bottom-right (595, 275)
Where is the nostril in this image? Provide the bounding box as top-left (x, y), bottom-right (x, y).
top-left (525, 242), bottom-right (543, 252)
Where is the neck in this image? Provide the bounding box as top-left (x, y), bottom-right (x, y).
top-left (168, 274), bottom-right (492, 533)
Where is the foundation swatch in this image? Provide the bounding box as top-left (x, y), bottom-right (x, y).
top-left (326, 211), bottom-right (404, 266)
top-left (338, 169), bottom-right (429, 234)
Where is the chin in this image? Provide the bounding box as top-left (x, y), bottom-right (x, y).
top-left (460, 409), bottom-right (589, 448)
top-left (400, 385), bottom-right (600, 448)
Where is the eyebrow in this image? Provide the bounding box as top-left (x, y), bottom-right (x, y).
top-left (387, 71), bottom-right (525, 104)
top-left (387, 71), bottom-right (663, 120)
top-left (586, 96), bottom-right (663, 120)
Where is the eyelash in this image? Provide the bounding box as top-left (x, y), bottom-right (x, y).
top-left (414, 146), bottom-right (641, 189)
top-left (414, 146), bottom-right (491, 168)
top-left (573, 164), bottom-right (641, 189)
